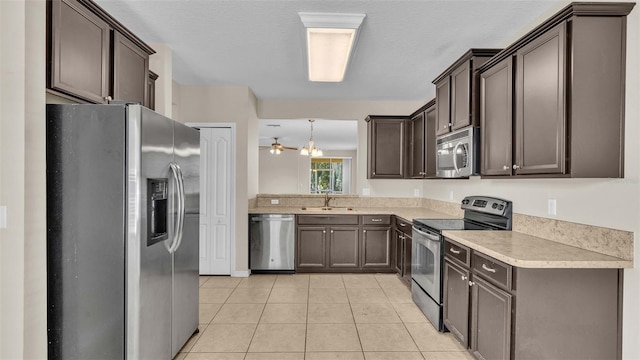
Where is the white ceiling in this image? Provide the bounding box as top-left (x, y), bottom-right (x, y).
top-left (94, 0), bottom-right (565, 101)
top-left (95, 0), bottom-right (565, 149)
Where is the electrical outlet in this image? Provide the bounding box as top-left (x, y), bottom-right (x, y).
top-left (0, 206), bottom-right (5, 229)
top-left (449, 191), bottom-right (454, 201)
top-left (548, 199), bottom-right (557, 215)
top-left (270, 199), bottom-right (279, 205)
top-left (414, 188), bottom-right (420, 197)
top-left (362, 188), bottom-right (370, 196)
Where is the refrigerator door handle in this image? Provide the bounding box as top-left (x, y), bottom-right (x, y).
top-left (168, 162), bottom-right (184, 253)
top-left (173, 164), bottom-right (186, 253)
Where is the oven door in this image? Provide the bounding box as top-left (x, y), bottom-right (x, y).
top-left (411, 226), bottom-right (442, 302)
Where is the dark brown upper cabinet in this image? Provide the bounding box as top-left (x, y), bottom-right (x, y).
top-left (408, 99), bottom-right (437, 179)
top-left (47, 0), bottom-right (155, 105)
top-left (480, 58), bottom-right (513, 176)
top-left (366, 116), bottom-right (408, 179)
top-left (113, 31), bottom-right (149, 106)
top-left (433, 49), bottom-right (501, 136)
top-left (147, 71), bottom-right (159, 111)
top-left (49, 0), bottom-right (111, 104)
top-left (479, 2), bottom-right (634, 178)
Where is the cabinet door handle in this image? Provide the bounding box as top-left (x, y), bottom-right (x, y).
top-left (482, 263), bottom-right (496, 273)
top-left (398, 223), bottom-right (407, 227)
top-left (399, 235), bottom-right (405, 240)
top-left (502, 165), bottom-right (509, 170)
top-left (323, 230), bottom-right (326, 234)
top-left (330, 230), bottom-right (334, 234)
top-left (461, 275), bottom-right (467, 281)
top-left (512, 164), bottom-right (520, 170)
top-left (468, 281), bottom-right (475, 287)
top-left (363, 230), bottom-right (367, 233)
top-left (450, 247), bottom-right (461, 254)
top-left (104, 96), bottom-right (113, 102)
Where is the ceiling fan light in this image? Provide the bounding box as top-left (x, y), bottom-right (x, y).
top-left (270, 148), bottom-right (275, 154)
top-left (300, 146), bottom-right (309, 156)
top-left (275, 148), bottom-right (281, 155)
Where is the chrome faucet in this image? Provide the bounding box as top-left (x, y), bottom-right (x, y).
top-left (323, 193), bottom-right (334, 208)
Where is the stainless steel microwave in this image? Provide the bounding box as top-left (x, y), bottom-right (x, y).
top-left (436, 127), bottom-right (479, 178)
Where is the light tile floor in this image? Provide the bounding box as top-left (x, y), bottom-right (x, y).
top-left (175, 273), bottom-right (473, 360)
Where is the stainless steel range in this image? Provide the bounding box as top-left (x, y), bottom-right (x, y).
top-left (411, 196), bottom-right (513, 331)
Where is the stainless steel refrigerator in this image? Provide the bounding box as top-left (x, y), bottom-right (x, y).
top-left (46, 104), bottom-right (200, 359)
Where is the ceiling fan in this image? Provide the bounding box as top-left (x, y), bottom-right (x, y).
top-left (259, 137), bottom-right (298, 155)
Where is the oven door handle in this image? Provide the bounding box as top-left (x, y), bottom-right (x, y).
top-left (412, 226), bottom-right (441, 242)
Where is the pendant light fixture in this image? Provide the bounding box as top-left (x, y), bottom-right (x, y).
top-left (300, 119), bottom-right (323, 157)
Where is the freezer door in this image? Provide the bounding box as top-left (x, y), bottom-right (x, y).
top-left (127, 105), bottom-right (174, 359)
top-left (46, 104), bottom-right (127, 359)
top-left (171, 121), bottom-right (201, 356)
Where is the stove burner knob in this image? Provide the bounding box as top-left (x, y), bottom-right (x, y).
top-left (499, 204), bottom-right (504, 210)
top-left (492, 203), bottom-right (498, 209)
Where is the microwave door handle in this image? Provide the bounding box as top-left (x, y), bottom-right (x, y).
top-left (452, 142), bottom-right (462, 175)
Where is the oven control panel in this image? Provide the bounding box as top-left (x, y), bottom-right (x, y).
top-left (461, 196), bottom-right (512, 217)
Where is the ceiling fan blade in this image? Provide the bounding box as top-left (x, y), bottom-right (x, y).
top-left (282, 146), bottom-right (298, 150)
top-left (259, 145), bottom-right (272, 149)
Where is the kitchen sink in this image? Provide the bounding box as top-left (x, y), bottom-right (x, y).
top-left (300, 207), bottom-right (355, 211)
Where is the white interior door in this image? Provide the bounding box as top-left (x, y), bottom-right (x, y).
top-left (198, 127), bottom-right (233, 275)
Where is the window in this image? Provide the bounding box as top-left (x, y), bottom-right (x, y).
top-left (310, 157), bottom-right (351, 194)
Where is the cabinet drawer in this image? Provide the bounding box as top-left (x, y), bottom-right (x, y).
top-left (362, 215), bottom-right (391, 226)
top-left (394, 216), bottom-right (411, 234)
top-left (472, 252), bottom-right (512, 290)
top-left (297, 215), bottom-right (359, 225)
top-left (445, 239), bottom-right (470, 267)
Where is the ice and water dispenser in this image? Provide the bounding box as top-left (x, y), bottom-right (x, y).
top-left (147, 178), bottom-right (168, 246)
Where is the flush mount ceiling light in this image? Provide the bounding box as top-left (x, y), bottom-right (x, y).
top-left (300, 119), bottom-right (323, 157)
top-left (298, 12), bottom-right (366, 82)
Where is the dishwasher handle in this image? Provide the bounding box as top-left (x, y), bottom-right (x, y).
top-left (251, 216), bottom-right (294, 222)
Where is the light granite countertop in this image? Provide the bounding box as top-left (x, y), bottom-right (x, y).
top-left (443, 230), bottom-right (632, 269)
top-left (248, 206), bottom-right (456, 223)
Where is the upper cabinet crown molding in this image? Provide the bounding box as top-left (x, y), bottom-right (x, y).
top-left (74, 0), bottom-right (155, 56)
top-left (478, 1), bottom-right (635, 73)
top-left (432, 49), bottom-right (502, 85)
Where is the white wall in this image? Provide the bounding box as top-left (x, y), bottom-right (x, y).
top-left (149, 43), bottom-right (173, 117)
top-left (177, 85), bottom-right (256, 274)
top-left (0, 0), bottom-right (47, 358)
top-left (259, 149), bottom-right (357, 194)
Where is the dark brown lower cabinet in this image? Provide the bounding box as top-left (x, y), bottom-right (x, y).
top-left (443, 260), bottom-right (470, 347)
top-left (470, 275), bottom-right (512, 360)
top-left (328, 227), bottom-right (359, 269)
top-left (393, 229), bottom-right (403, 274)
top-left (362, 226), bottom-right (391, 268)
top-left (296, 215), bottom-right (393, 273)
top-left (296, 226), bottom-right (326, 269)
top-left (444, 238), bottom-right (622, 360)
top-left (393, 217), bottom-right (413, 285)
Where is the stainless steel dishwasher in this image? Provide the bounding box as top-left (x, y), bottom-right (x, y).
top-left (249, 214), bottom-right (295, 272)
